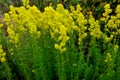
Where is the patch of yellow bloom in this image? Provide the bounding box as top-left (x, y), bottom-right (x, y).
top-left (1, 0), bottom-right (42, 45)
top-left (105, 53), bottom-right (112, 62)
top-left (22, 0), bottom-right (30, 8)
top-left (70, 4), bottom-right (87, 45)
top-left (114, 44), bottom-right (119, 53)
top-left (103, 34), bottom-right (113, 43)
top-left (41, 4), bottom-right (74, 53)
top-left (101, 4), bottom-right (120, 43)
top-left (0, 45), bottom-right (6, 62)
top-left (116, 5), bottom-right (120, 18)
top-left (101, 4), bottom-right (112, 22)
top-left (107, 16), bottom-right (117, 30)
top-left (115, 5), bottom-right (120, 36)
top-left (7, 27), bottom-right (19, 44)
top-left (88, 14), bottom-right (101, 39)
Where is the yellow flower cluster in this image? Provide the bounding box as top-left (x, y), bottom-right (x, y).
top-left (55, 25), bottom-right (70, 53)
top-left (99, 4), bottom-right (120, 43)
top-left (105, 53), bottom-right (112, 62)
top-left (0, 45), bottom-right (6, 62)
top-left (22, 0), bottom-right (30, 8)
top-left (106, 6), bottom-right (120, 35)
top-left (2, 2), bottom-right (41, 44)
top-left (88, 14), bottom-right (101, 39)
top-left (101, 4), bottom-right (112, 22)
top-left (41, 4), bottom-right (87, 52)
top-left (70, 5), bottom-right (87, 45)
top-left (116, 5), bottom-right (120, 18)
top-left (1, 1), bottom-right (74, 53)
top-left (107, 16), bottom-right (117, 30)
top-left (41, 4), bottom-right (72, 53)
top-left (102, 34), bottom-right (113, 43)
top-left (114, 44), bottom-right (119, 53)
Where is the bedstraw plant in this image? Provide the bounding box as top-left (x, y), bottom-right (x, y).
top-left (0, 0), bottom-right (120, 80)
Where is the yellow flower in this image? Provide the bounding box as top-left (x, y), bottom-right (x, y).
top-left (22, 0), bottom-right (30, 7)
top-left (50, 32), bottom-right (54, 39)
top-left (88, 14), bottom-right (102, 39)
top-left (114, 44), bottom-right (119, 52)
top-left (60, 42), bottom-right (66, 47)
top-left (104, 4), bottom-right (110, 9)
top-left (55, 44), bottom-right (61, 50)
top-left (82, 33), bottom-right (87, 39)
top-left (0, 48), bottom-right (3, 53)
top-left (116, 5), bottom-right (120, 13)
top-left (70, 6), bottom-right (75, 12)
top-left (7, 27), bottom-right (15, 36)
top-left (78, 38), bottom-right (82, 45)
top-left (1, 57), bottom-right (6, 62)
top-left (1, 53), bottom-right (6, 57)
top-left (10, 5), bottom-right (15, 12)
top-left (56, 4), bottom-right (64, 13)
top-left (0, 24), bottom-right (3, 28)
top-left (0, 45), bottom-right (2, 49)
top-left (60, 47), bottom-right (66, 53)
top-left (105, 53), bottom-right (112, 62)
top-left (29, 23), bottom-right (37, 34)
top-left (3, 13), bottom-right (10, 23)
top-left (58, 35), bottom-right (63, 41)
top-left (37, 31), bottom-right (41, 38)
top-left (76, 4), bottom-right (82, 12)
top-left (101, 4), bottom-right (112, 23)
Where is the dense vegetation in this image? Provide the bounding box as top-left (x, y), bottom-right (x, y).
top-left (0, 0), bottom-right (120, 80)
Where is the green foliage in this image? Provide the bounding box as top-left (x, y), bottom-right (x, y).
top-left (0, 0), bottom-right (120, 80)
top-left (0, 0), bottom-right (22, 13)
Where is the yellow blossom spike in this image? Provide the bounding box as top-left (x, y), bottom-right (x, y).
top-left (1, 57), bottom-right (6, 62)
